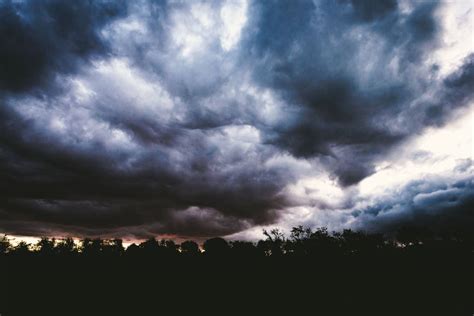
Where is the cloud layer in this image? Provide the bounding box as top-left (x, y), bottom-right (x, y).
top-left (0, 0), bottom-right (472, 239)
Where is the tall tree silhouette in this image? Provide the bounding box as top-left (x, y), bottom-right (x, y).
top-left (0, 235), bottom-right (10, 254)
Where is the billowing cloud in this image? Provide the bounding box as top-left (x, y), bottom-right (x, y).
top-left (0, 0), bottom-right (472, 239)
top-left (0, 0), bottom-right (127, 92)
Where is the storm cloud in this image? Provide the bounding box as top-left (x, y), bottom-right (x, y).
top-left (0, 0), bottom-right (472, 239)
top-left (0, 0), bottom-right (127, 91)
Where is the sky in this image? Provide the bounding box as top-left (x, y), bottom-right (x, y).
top-left (0, 0), bottom-right (472, 241)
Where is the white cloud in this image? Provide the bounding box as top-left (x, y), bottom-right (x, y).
top-left (230, 105), bottom-right (473, 237)
top-left (220, 0), bottom-right (248, 51)
top-left (434, 0), bottom-right (474, 77)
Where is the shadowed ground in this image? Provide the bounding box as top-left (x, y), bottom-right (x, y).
top-left (0, 227), bottom-right (472, 313)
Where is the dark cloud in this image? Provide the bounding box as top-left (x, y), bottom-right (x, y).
top-left (0, 0), bottom-right (472, 238)
top-left (241, 0), bottom-right (468, 186)
top-left (348, 0), bottom-right (398, 22)
top-left (416, 53), bottom-right (474, 127)
top-left (0, 97), bottom-right (290, 237)
top-left (0, 0), bottom-right (127, 92)
top-left (353, 172), bottom-right (474, 235)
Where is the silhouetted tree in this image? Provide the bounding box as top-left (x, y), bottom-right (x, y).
top-left (1, 226), bottom-right (471, 313)
top-left (339, 229), bottom-right (368, 254)
top-left (287, 225), bottom-right (313, 255)
top-left (203, 237), bottom-right (230, 256)
top-left (290, 225), bottom-right (312, 241)
top-left (12, 241), bottom-right (31, 256)
top-left (55, 238), bottom-right (77, 255)
top-left (139, 237), bottom-right (160, 256)
top-left (397, 226), bottom-right (434, 247)
top-left (160, 239), bottom-right (178, 257)
top-left (307, 227), bottom-right (335, 255)
top-left (230, 241), bottom-right (259, 258)
top-left (35, 237), bottom-right (56, 255)
top-left (180, 240), bottom-right (200, 256)
top-left (262, 228), bottom-right (285, 256)
top-left (125, 243), bottom-right (140, 257)
top-left (80, 238), bottom-right (104, 256)
top-left (102, 239), bottom-right (125, 256)
top-left (0, 235), bottom-right (10, 254)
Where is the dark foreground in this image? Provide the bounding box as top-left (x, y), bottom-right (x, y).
top-left (0, 227), bottom-right (472, 314)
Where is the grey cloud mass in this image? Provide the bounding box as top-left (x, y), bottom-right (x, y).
top-left (0, 0), bottom-right (127, 92)
top-left (350, 162), bottom-right (474, 235)
top-left (0, 0), bottom-right (472, 239)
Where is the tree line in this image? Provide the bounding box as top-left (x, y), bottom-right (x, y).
top-left (0, 226), bottom-right (472, 313)
top-left (1, 226), bottom-right (471, 258)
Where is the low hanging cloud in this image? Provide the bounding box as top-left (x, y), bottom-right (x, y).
top-left (350, 165), bottom-right (474, 234)
top-left (0, 0), bottom-right (472, 239)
